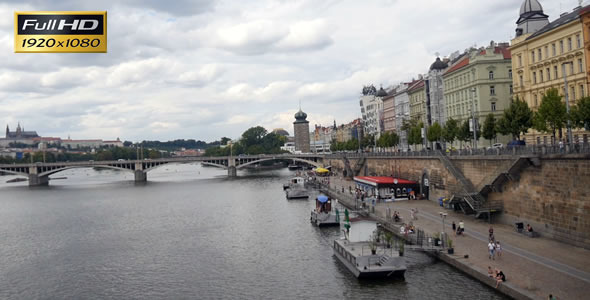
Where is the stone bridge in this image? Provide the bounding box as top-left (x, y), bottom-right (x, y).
top-left (0, 154), bottom-right (324, 186)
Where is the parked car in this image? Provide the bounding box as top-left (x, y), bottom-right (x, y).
top-left (487, 143), bottom-right (503, 150)
top-left (507, 140), bottom-right (526, 148)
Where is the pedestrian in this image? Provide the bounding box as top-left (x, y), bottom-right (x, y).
top-left (495, 269), bottom-right (506, 288)
top-left (548, 294), bottom-right (557, 300)
top-left (410, 208), bottom-right (414, 220)
top-left (487, 266), bottom-right (494, 277)
top-left (495, 241), bottom-right (502, 257)
top-left (459, 220), bottom-right (465, 235)
top-left (488, 241), bottom-right (495, 260)
top-left (452, 221), bottom-right (456, 234)
top-left (489, 226), bottom-right (494, 239)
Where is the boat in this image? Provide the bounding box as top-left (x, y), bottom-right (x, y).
top-left (285, 176), bottom-right (309, 199)
top-left (288, 164), bottom-right (302, 170)
top-left (333, 218), bottom-right (406, 279)
top-left (310, 195), bottom-right (340, 227)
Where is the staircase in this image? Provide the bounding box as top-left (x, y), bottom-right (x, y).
top-left (436, 150), bottom-right (490, 217)
top-left (353, 156), bottom-right (367, 176)
top-left (479, 157), bottom-right (534, 197)
top-left (342, 155), bottom-right (354, 178)
top-left (378, 255), bottom-right (390, 265)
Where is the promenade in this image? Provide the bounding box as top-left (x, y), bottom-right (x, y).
top-left (327, 176), bottom-right (590, 300)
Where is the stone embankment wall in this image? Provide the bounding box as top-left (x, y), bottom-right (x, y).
top-left (326, 155), bottom-right (590, 249)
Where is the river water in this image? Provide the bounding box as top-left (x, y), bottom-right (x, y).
top-left (0, 164), bottom-right (506, 299)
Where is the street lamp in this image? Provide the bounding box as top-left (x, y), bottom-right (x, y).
top-left (471, 87), bottom-right (478, 150)
top-left (562, 62), bottom-right (574, 145)
top-left (439, 212), bottom-right (447, 247)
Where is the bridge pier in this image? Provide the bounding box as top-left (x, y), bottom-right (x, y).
top-left (134, 170), bottom-right (147, 183)
top-left (228, 166), bottom-right (237, 177)
top-left (28, 174), bottom-right (49, 186)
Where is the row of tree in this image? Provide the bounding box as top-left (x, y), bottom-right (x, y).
top-left (0, 147), bottom-right (167, 164)
top-left (204, 126), bottom-right (287, 156)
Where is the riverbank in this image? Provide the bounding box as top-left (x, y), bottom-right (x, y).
top-left (322, 176), bottom-right (590, 300)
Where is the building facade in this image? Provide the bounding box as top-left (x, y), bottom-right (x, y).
top-left (393, 82), bottom-right (412, 149)
top-left (293, 109), bottom-right (311, 153)
top-left (511, 0), bottom-right (589, 144)
top-left (360, 86), bottom-right (387, 138)
top-left (444, 42), bottom-right (513, 146)
top-left (382, 93), bottom-right (396, 133)
top-left (408, 79), bottom-right (426, 125)
top-left (426, 57), bottom-right (449, 126)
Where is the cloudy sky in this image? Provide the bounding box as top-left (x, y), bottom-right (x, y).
top-left (0, 0), bottom-right (583, 142)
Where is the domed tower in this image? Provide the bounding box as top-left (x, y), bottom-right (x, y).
top-left (293, 109), bottom-right (310, 153)
top-left (516, 0), bottom-right (549, 37)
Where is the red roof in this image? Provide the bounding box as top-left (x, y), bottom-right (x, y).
top-left (444, 56), bottom-right (470, 75)
top-left (354, 176), bottom-right (417, 186)
top-left (407, 79), bottom-right (425, 92)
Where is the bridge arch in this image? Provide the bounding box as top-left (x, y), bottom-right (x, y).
top-left (200, 162), bottom-right (228, 169)
top-left (38, 165), bottom-right (134, 177)
top-left (143, 161), bottom-right (207, 172)
top-left (0, 169), bottom-right (29, 177)
top-left (236, 157), bottom-right (322, 169)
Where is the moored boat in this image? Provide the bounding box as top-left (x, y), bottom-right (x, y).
top-left (285, 176), bottom-right (309, 199)
top-left (333, 219), bottom-right (406, 279)
top-left (310, 195), bottom-right (340, 227)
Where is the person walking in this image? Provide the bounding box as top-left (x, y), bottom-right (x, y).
top-left (488, 241), bottom-right (495, 260)
top-left (495, 241), bottom-right (502, 258)
top-left (452, 221), bottom-right (456, 236)
top-left (459, 220), bottom-right (465, 236)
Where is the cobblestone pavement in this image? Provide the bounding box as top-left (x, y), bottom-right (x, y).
top-left (328, 176), bottom-right (590, 300)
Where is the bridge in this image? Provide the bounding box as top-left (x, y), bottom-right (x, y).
top-left (0, 154), bottom-right (324, 186)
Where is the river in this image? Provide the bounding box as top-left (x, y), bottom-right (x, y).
top-left (0, 164), bottom-right (507, 299)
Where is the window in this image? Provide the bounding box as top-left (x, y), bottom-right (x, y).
top-left (489, 71), bottom-right (494, 80)
top-left (539, 70), bottom-right (544, 83)
top-left (519, 75), bottom-right (524, 86)
top-left (531, 51), bottom-right (535, 63)
top-left (554, 66), bottom-right (559, 79)
top-left (537, 137), bottom-right (541, 145)
top-left (509, 69), bottom-right (512, 78)
top-left (510, 84), bottom-right (513, 94)
top-left (552, 43), bottom-right (556, 56)
top-left (581, 84), bottom-right (585, 97)
top-left (518, 55), bottom-right (523, 67)
top-left (568, 38), bottom-right (572, 51)
top-left (544, 46), bottom-right (549, 59)
top-left (572, 86), bottom-right (576, 100)
top-left (546, 68), bottom-right (551, 81)
top-left (490, 85), bottom-right (495, 95)
top-left (577, 34), bottom-right (582, 48)
top-left (491, 102), bottom-right (496, 111)
top-left (533, 72), bottom-right (537, 84)
top-left (579, 59), bottom-right (584, 73)
top-left (543, 136), bottom-right (548, 145)
top-left (538, 49), bottom-right (542, 61)
top-left (560, 40), bottom-right (564, 53)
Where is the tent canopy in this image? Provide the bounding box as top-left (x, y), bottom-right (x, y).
top-left (315, 167), bottom-right (330, 173)
top-left (317, 195), bottom-right (329, 203)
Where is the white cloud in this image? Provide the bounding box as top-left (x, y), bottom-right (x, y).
top-left (0, 0), bottom-right (584, 142)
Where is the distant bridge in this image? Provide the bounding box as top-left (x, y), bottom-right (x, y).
top-left (0, 154), bottom-right (324, 186)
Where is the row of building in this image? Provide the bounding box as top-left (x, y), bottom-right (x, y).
top-left (0, 123), bottom-right (124, 149)
top-left (359, 0), bottom-right (590, 149)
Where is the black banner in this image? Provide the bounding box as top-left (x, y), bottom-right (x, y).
top-left (17, 14), bottom-right (104, 35)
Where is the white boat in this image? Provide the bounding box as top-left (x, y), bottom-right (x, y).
top-left (333, 219), bottom-right (406, 279)
top-left (285, 176), bottom-right (309, 199)
top-left (310, 195), bottom-right (340, 227)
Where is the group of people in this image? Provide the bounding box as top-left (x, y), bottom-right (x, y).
top-left (393, 211), bottom-right (401, 222)
top-left (399, 223), bottom-right (416, 235)
top-left (487, 240), bottom-right (503, 260)
top-left (487, 266), bottom-right (506, 288)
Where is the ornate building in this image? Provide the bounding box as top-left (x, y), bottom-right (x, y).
top-left (511, 0), bottom-right (589, 144)
top-left (426, 57), bottom-right (449, 126)
top-left (293, 109), bottom-right (310, 153)
top-left (5, 123), bottom-right (39, 139)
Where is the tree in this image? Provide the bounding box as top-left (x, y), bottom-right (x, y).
top-left (220, 137), bottom-right (231, 145)
top-left (572, 97), bottom-right (590, 130)
top-left (457, 120), bottom-right (471, 149)
top-left (377, 131), bottom-right (400, 148)
top-left (497, 96), bottom-right (533, 140)
top-left (407, 121), bottom-right (424, 146)
top-left (241, 126), bottom-right (268, 149)
top-left (532, 88), bottom-right (567, 141)
top-left (442, 118), bottom-right (459, 146)
top-left (427, 122), bottom-right (442, 143)
top-left (482, 113), bottom-right (498, 146)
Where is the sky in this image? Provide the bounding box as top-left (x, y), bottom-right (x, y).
top-left (0, 0), bottom-right (584, 142)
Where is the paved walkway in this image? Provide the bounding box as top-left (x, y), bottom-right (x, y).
top-left (328, 176), bottom-right (590, 300)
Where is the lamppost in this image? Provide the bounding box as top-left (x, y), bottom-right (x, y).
top-left (439, 212), bottom-right (447, 248)
top-left (471, 87), bottom-right (478, 150)
top-left (562, 62), bottom-right (574, 145)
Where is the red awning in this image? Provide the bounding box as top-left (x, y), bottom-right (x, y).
top-left (354, 176), bottom-right (417, 187)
